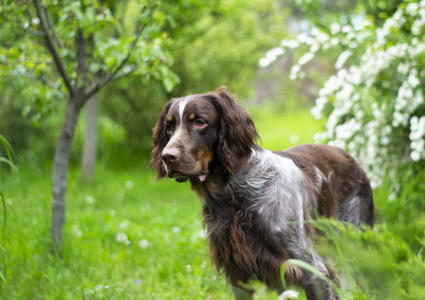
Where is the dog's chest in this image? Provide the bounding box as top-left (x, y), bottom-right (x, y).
top-left (202, 197), bottom-right (287, 287)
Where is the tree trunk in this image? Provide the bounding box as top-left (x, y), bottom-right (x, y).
top-left (51, 98), bottom-right (81, 248)
top-left (82, 93), bottom-right (99, 181)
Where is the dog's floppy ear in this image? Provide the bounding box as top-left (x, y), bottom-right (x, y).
top-left (209, 86), bottom-right (259, 175)
top-left (150, 100), bottom-right (173, 180)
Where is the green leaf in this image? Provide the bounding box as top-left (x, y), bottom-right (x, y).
top-left (0, 134), bottom-right (14, 166)
top-left (163, 77), bottom-right (173, 92)
top-left (282, 259), bottom-right (342, 296)
top-left (22, 105), bottom-right (31, 117)
top-left (0, 158), bottom-right (18, 173)
top-left (89, 62), bottom-right (101, 73)
top-left (7, 47), bottom-right (20, 60)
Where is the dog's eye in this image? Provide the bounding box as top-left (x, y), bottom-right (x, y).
top-left (194, 120), bottom-right (207, 128)
top-left (166, 123), bottom-right (172, 134)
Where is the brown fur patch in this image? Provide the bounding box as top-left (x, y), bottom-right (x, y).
top-left (189, 113), bottom-right (196, 120)
top-left (283, 262), bottom-right (303, 284)
top-left (167, 115), bottom-right (173, 122)
top-left (197, 148), bottom-right (213, 168)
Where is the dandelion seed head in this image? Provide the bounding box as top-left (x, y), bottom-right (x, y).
top-left (138, 239), bottom-right (149, 249)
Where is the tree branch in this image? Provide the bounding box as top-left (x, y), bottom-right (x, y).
top-left (3, 73), bottom-right (57, 89)
top-left (109, 66), bottom-right (139, 82)
top-left (83, 4), bottom-right (156, 102)
top-left (23, 27), bottom-right (45, 36)
top-left (43, 6), bottom-right (64, 48)
top-left (32, 0), bottom-right (75, 97)
top-left (1, 11), bottom-right (45, 36)
top-left (76, 28), bottom-right (88, 89)
top-left (27, 73), bottom-right (56, 89)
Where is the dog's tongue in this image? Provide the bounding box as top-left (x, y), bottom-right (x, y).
top-left (198, 173), bottom-right (207, 182)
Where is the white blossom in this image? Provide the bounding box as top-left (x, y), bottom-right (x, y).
top-left (138, 239), bottom-right (149, 249)
top-left (172, 226), bottom-right (181, 233)
top-left (116, 233), bottom-right (128, 243)
top-left (279, 290), bottom-right (300, 299)
top-left (260, 2), bottom-right (425, 192)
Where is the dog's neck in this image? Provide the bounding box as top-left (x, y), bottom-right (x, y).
top-left (189, 148), bottom-right (266, 211)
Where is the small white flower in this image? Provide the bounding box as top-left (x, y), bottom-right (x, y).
top-left (116, 233), bottom-right (128, 243)
top-left (330, 22), bottom-right (341, 35)
top-left (388, 192), bottom-right (397, 202)
top-left (125, 180), bottom-right (134, 190)
top-left (406, 3), bottom-right (419, 15)
top-left (341, 24), bottom-right (352, 33)
top-left (85, 196), bottom-right (94, 204)
top-left (289, 134), bottom-right (300, 144)
top-left (72, 225), bottom-right (82, 238)
top-left (335, 50), bottom-right (352, 69)
top-left (172, 226), bottom-right (181, 234)
top-left (138, 239), bottom-right (149, 249)
top-left (298, 52), bottom-right (314, 66)
top-left (281, 39), bottom-right (299, 49)
top-left (279, 290), bottom-right (299, 299)
top-left (119, 220), bottom-right (130, 229)
top-left (259, 57), bottom-right (272, 68)
top-left (186, 265), bottom-right (192, 273)
top-left (109, 210), bottom-right (116, 217)
top-left (198, 229), bottom-right (206, 239)
top-left (310, 43), bottom-right (320, 53)
top-left (410, 150), bottom-right (421, 161)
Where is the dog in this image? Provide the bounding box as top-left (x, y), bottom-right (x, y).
top-left (151, 87), bottom-right (374, 299)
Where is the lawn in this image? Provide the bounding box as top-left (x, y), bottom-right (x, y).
top-left (0, 108), bottom-right (325, 299)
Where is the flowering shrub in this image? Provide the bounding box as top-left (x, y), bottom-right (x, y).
top-left (261, 0), bottom-right (425, 192)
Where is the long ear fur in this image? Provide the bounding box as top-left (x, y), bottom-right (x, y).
top-left (150, 100), bottom-right (173, 180)
top-left (209, 87), bottom-right (259, 175)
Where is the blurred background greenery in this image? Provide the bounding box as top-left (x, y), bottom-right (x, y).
top-left (1, 0), bottom-right (425, 299)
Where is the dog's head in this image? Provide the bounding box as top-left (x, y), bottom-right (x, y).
top-left (151, 87), bottom-right (259, 182)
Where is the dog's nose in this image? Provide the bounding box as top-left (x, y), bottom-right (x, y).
top-left (162, 148), bottom-right (181, 164)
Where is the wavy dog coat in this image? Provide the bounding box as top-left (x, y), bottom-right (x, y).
top-left (151, 88), bottom-right (374, 299)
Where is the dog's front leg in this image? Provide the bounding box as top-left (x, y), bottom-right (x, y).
top-left (232, 284), bottom-right (254, 300)
top-left (278, 228), bottom-right (338, 300)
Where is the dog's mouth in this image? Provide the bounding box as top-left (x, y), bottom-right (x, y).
top-left (170, 171), bottom-right (189, 183)
top-left (169, 170), bottom-right (208, 183)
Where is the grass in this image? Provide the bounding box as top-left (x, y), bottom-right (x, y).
top-left (0, 107), bottom-right (327, 299)
top-left (1, 162), bottom-right (235, 299)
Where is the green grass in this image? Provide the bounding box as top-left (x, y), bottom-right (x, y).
top-left (250, 106), bottom-right (323, 151)
top-left (1, 163), bottom-right (234, 299)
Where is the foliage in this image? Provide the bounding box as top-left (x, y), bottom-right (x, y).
top-left (0, 0), bottom-right (182, 165)
top-left (0, 133), bottom-right (17, 284)
top-left (315, 220), bottom-right (425, 300)
top-left (0, 0), bottom-right (179, 120)
top-left (261, 0), bottom-right (425, 194)
top-left (102, 0), bottom-right (289, 151)
top-left (171, 0), bottom-right (288, 97)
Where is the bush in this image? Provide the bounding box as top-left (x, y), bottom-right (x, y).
top-left (261, 0), bottom-right (425, 195)
top-left (315, 219), bottom-right (425, 300)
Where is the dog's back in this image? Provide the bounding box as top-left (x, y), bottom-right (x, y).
top-left (279, 144), bottom-right (374, 227)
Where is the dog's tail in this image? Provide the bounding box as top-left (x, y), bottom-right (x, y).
top-left (337, 170), bottom-right (375, 228)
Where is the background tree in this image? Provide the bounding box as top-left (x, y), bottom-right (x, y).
top-left (102, 0), bottom-right (288, 151)
top-left (0, 0), bottom-right (179, 249)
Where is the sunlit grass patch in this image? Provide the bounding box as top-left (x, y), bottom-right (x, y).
top-left (249, 105), bottom-right (323, 150)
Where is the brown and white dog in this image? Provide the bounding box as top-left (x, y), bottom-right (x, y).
top-left (151, 87), bottom-right (374, 299)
